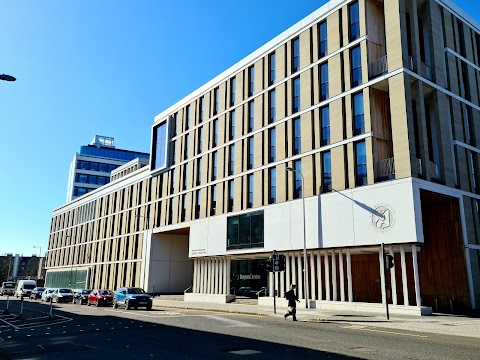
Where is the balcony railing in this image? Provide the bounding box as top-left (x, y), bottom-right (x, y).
top-left (376, 157), bottom-right (395, 180)
top-left (427, 160), bottom-right (441, 182)
top-left (370, 55), bottom-right (388, 79)
top-left (417, 158), bottom-right (423, 176)
top-left (420, 62), bottom-right (432, 80)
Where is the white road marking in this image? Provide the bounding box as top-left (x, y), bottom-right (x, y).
top-left (340, 325), bottom-right (428, 338)
top-left (205, 315), bottom-right (258, 328)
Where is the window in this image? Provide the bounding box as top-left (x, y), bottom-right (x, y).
top-left (269, 128), bottom-right (276, 163)
top-left (229, 145), bottom-right (235, 175)
top-left (230, 77), bottom-right (236, 107)
top-left (322, 151), bottom-right (332, 192)
top-left (248, 100), bottom-right (254, 132)
top-left (351, 45), bottom-right (362, 87)
top-left (99, 163), bottom-right (106, 172)
top-left (321, 106), bottom-right (330, 146)
top-left (78, 174), bottom-right (87, 183)
top-left (172, 113), bottom-right (178, 136)
top-left (181, 194), bottom-right (186, 222)
top-left (229, 110), bottom-right (236, 140)
top-left (353, 92), bottom-right (364, 135)
top-left (170, 140), bottom-right (176, 165)
top-left (293, 117), bottom-right (301, 155)
top-left (226, 210), bottom-right (264, 250)
top-left (197, 158), bottom-right (202, 185)
top-left (212, 119), bottom-right (218, 147)
top-left (349, 1), bottom-right (360, 42)
top-left (197, 126), bottom-right (203, 154)
top-left (320, 62), bottom-right (328, 101)
top-left (293, 77), bottom-right (300, 113)
top-left (168, 197), bottom-right (175, 224)
top-left (195, 190), bottom-right (201, 219)
top-left (170, 169), bottom-right (176, 194)
top-left (211, 185), bottom-right (217, 216)
top-left (90, 162), bottom-right (99, 171)
top-left (184, 134), bottom-right (189, 160)
top-left (199, 97), bottom-right (204, 123)
top-left (465, 107), bottom-right (475, 146)
top-left (183, 164), bottom-right (188, 190)
top-left (247, 174), bottom-right (254, 208)
top-left (185, 105), bottom-right (190, 130)
top-left (268, 167), bottom-right (276, 204)
top-left (269, 52), bottom-right (276, 85)
top-left (212, 151), bottom-right (218, 180)
top-left (355, 141), bottom-right (367, 186)
top-left (248, 136), bottom-right (254, 170)
top-left (292, 37), bottom-right (300, 73)
top-left (98, 177), bottom-right (106, 185)
top-left (269, 90), bottom-right (276, 123)
top-left (293, 160), bottom-right (302, 199)
top-left (248, 65), bottom-right (255, 96)
top-left (152, 121), bottom-right (168, 170)
top-left (319, 21), bottom-right (327, 58)
top-left (214, 87), bottom-right (219, 115)
top-left (228, 180), bottom-right (234, 212)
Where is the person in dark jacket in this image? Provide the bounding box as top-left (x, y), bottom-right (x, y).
top-left (284, 284), bottom-right (299, 321)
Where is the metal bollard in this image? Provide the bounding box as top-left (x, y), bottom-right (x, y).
top-left (16, 296), bottom-right (25, 320)
top-left (49, 297), bottom-right (54, 318)
top-left (3, 295), bottom-right (10, 314)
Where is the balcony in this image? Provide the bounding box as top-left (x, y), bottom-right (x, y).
top-left (420, 62), bottom-right (432, 81)
top-left (375, 157), bottom-right (395, 182)
top-left (370, 55), bottom-right (388, 79)
top-left (427, 160), bottom-right (442, 182)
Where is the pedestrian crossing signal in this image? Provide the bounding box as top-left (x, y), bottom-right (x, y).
top-left (385, 254), bottom-right (394, 269)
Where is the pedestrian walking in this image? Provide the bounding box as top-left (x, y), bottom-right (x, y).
top-left (284, 284), bottom-right (299, 321)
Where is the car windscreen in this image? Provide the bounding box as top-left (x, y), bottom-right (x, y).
top-left (127, 288), bottom-right (145, 294)
top-left (59, 289), bottom-right (71, 293)
top-left (4, 284), bottom-right (15, 288)
top-left (36, 288), bottom-right (45, 292)
top-left (99, 290), bottom-right (112, 295)
top-left (82, 290), bottom-right (92, 294)
top-left (23, 284), bottom-right (35, 290)
top-left (47, 289), bottom-right (55, 293)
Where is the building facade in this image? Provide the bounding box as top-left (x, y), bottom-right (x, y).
top-left (66, 135), bottom-right (150, 202)
top-left (0, 254), bottom-right (45, 282)
top-left (47, 0), bottom-right (480, 314)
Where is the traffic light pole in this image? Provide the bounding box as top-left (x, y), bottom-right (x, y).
top-left (273, 250), bottom-right (277, 314)
top-left (381, 243), bottom-right (390, 320)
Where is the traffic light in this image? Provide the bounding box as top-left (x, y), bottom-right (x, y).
top-left (265, 258), bottom-right (273, 272)
top-left (385, 254), bottom-right (394, 269)
top-left (278, 255), bottom-right (286, 271)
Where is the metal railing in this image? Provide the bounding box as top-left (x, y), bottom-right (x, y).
top-left (407, 56), bottom-right (414, 71)
top-left (421, 62), bottom-right (432, 80)
top-left (184, 286), bottom-right (192, 294)
top-left (417, 158), bottom-right (423, 176)
top-left (370, 55), bottom-right (388, 79)
top-left (375, 157), bottom-right (395, 179)
top-left (427, 161), bottom-right (441, 182)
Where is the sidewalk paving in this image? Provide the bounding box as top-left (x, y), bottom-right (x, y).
top-left (152, 297), bottom-right (480, 339)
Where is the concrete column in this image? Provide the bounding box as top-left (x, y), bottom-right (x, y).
top-left (400, 245), bottom-right (409, 306)
top-left (291, 253), bottom-right (297, 290)
top-left (297, 253), bottom-right (303, 299)
top-left (286, 253), bottom-right (291, 289)
top-left (223, 258), bottom-right (228, 295)
top-left (214, 258), bottom-right (219, 294)
top-left (324, 251), bottom-right (331, 301)
top-left (389, 247), bottom-right (397, 305)
top-left (412, 245), bottom-right (421, 306)
top-left (218, 258), bottom-right (223, 295)
top-left (279, 268), bottom-right (285, 297)
top-left (316, 250), bottom-right (322, 301)
top-left (200, 259), bottom-right (205, 293)
top-left (208, 259), bottom-right (213, 294)
top-left (331, 250), bottom-right (337, 301)
top-left (346, 249), bottom-right (353, 302)
top-left (269, 272), bottom-right (274, 297)
top-left (310, 252), bottom-right (316, 301)
top-left (379, 248), bottom-right (386, 305)
top-left (193, 259), bottom-right (198, 293)
top-left (226, 258), bottom-right (231, 295)
top-left (339, 250), bottom-right (345, 302)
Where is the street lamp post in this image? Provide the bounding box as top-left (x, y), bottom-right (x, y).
top-left (286, 166), bottom-right (309, 309)
top-left (33, 246), bottom-right (42, 257)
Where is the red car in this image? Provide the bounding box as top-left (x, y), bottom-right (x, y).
top-left (88, 289), bottom-right (114, 307)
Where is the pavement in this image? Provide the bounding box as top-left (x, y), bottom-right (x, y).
top-left (152, 296), bottom-right (480, 339)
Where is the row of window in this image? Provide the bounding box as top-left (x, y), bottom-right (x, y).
top-left (75, 173), bottom-right (110, 186)
top-left (73, 187), bottom-right (95, 197)
top-left (76, 161), bottom-right (120, 173)
top-left (79, 146), bottom-right (149, 163)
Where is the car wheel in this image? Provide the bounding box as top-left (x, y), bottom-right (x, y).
top-left (95, 300), bottom-right (100, 307)
top-left (113, 299), bottom-right (118, 309)
top-left (87, 300), bottom-right (91, 306)
top-left (55, 298), bottom-right (59, 303)
top-left (146, 305), bottom-right (152, 311)
top-left (125, 300), bottom-right (130, 310)
top-left (134, 306), bottom-right (138, 310)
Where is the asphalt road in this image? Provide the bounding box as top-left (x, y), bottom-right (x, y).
top-left (0, 297), bottom-right (479, 359)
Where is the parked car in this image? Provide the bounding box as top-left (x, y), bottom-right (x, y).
top-left (88, 289), bottom-right (114, 307)
top-left (15, 280), bottom-right (36, 298)
top-left (41, 288), bottom-right (56, 302)
top-left (29, 287), bottom-right (46, 300)
top-left (51, 288), bottom-right (74, 303)
top-left (113, 287), bottom-right (152, 310)
top-left (0, 282), bottom-right (16, 296)
top-left (74, 289), bottom-right (92, 305)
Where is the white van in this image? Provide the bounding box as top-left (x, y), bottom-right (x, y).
top-left (15, 280), bottom-right (36, 298)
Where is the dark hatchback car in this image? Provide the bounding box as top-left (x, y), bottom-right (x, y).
top-left (88, 289), bottom-right (113, 307)
top-left (74, 289), bottom-right (92, 304)
top-left (113, 287), bottom-right (152, 310)
top-left (29, 287), bottom-right (45, 300)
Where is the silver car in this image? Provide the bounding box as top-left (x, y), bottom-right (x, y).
top-left (41, 288), bottom-right (56, 302)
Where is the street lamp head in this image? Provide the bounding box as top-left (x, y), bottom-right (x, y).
top-left (0, 74), bottom-right (16, 81)
top-left (286, 167), bottom-right (294, 172)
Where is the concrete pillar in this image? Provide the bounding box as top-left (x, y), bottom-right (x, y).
top-left (346, 249), bottom-right (353, 302)
top-left (331, 250), bottom-right (337, 301)
top-left (218, 258), bottom-right (223, 295)
top-left (400, 245), bottom-right (409, 306)
top-left (223, 258), bottom-right (228, 295)
top-left (200, 259), bottom-right (205, 293)
top-left (389, 247), bottom-right (397, 305)
top-left (193, 259), bottom-right (198, 293)
top-left (297, 253), bottom-right (303, 299)
top-left (324, 251), bottom-right (331, 301)
top-left (309, 252), bottom-right (316, 300)
top-left (279, 268), bottom-right (285, 297)
top-left (226, 258), bottom-right (231, 295)
top-left (379, 248), bottom-right (386, 305)
top-left (286, 253), bottom-right (291, 290)
top-left (208, 259), bottom-right (212, 294)
top-left (316, 250), bottom-right (322, 301)
top-left (339, 250), bottom-right (345, 302)
top-left (269, 272), bottom-right (274, 297)
top-left (291, 253), bottom-right (297, 291)
top-left (214, 258), bottom-right (219, 294)
top-left (412, 245), bottom-right (421, 306)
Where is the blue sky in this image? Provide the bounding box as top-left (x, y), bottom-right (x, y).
top-left (0, 0), bottom-right (479, 257)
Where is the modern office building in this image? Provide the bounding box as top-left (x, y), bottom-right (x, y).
top-left (66, 135), bottom-right (150, 202)
top-left (0, 254), bottom-right (45, 282)
top-left (47, 0), bottom-right (480, 315)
